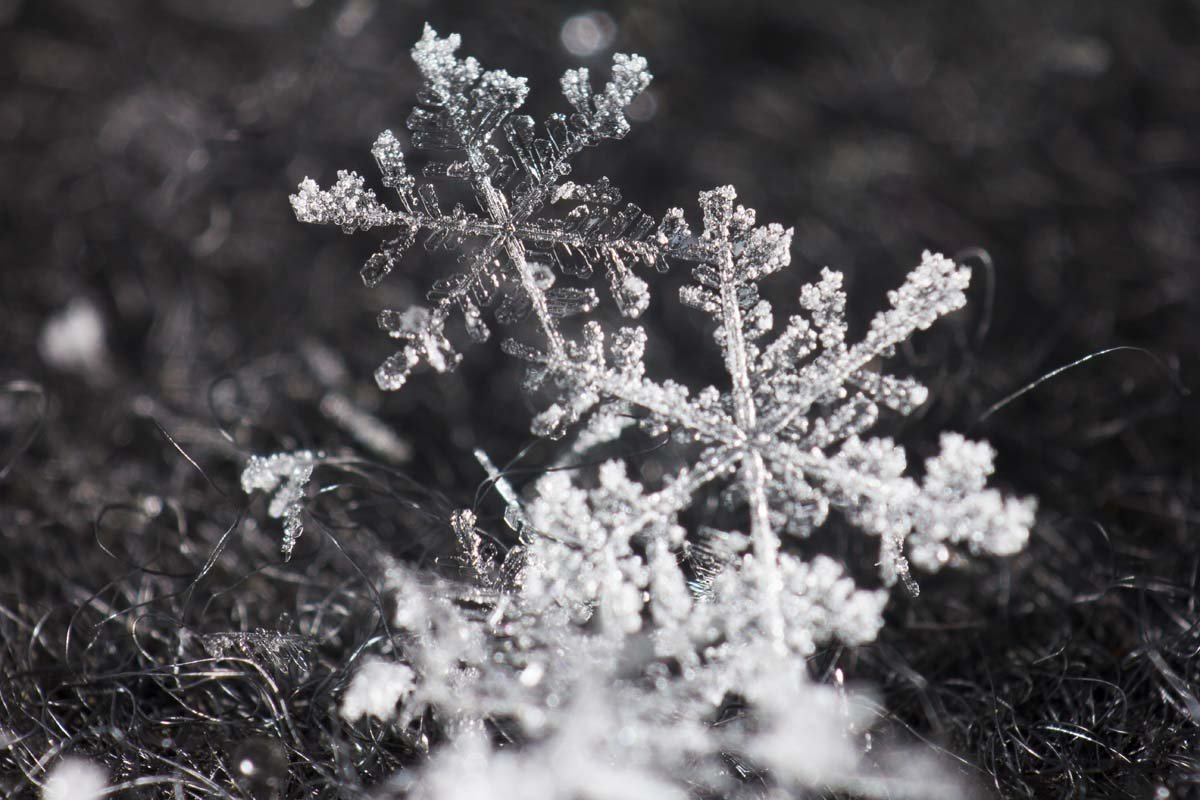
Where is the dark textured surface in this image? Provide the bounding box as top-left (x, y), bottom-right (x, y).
top-left (1, 1), bottom-right (1197, 796)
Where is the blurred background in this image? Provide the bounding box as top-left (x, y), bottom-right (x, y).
top-left (2, 1), bottom-right (1198, 796)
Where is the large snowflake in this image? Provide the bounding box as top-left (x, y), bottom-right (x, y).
top-left (275, 24), bottom-right (1037, 798)
top-left (291, 24), bottom-right (1033, 628)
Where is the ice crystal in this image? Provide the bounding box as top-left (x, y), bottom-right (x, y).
top-left (340, 658), bottom-right (416, 722)
top-left (240, 450), bottom-right (317, 559)
top-left (200, 630), bottom-right (314, 675)
top-left (319, 392), bottom-right (411, 462)
top-left (292, 24), bottom-right (661, 392)
top-left (290, 24), bottom-right (1036, 799)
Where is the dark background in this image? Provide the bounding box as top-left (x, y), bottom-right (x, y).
top-left (1, 1), bottom-right (1198, 797)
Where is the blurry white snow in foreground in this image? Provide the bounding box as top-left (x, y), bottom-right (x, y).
top-left (39, 298), bottom-right (105, 374)
top-left (42, 757), bottom-right (108, 800)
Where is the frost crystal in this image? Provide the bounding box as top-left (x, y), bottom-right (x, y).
top-left (240, 450), bottom-right (317, 559)
top-left (293, 24), bottom-right (1036, 799)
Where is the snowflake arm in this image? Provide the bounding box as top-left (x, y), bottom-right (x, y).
top-left (772, 433), bottom-right (1033, 591)
top-left (760, 251), bottom-right (970, 436)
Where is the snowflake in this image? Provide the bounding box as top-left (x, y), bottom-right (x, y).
top-left (499, 203), bottom-right (1035, 665)
top-left (292, 24), bottom-right (664, 392)
top-left (286, 24), bottom-right (1036, 799)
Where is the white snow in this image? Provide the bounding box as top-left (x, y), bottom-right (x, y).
top-left (340, 658), bottom-right (416, 722)
top-left (42, 757), bottom-right (108, 800)
top-left (39, 299), bottom-right (105, 374)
